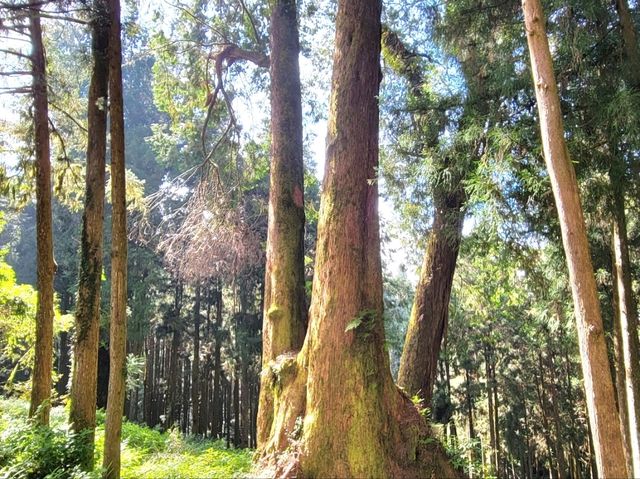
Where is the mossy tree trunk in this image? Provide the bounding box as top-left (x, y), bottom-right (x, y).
top-left (28, 0), bottom-right (55, 427)
top-left (522, 0), bottom-right (627, 476)
top-left (257, 0), bottom-right (307, 449)
top-left (69, 0), bottom-right (110, 469)
top-left (257, 1), bottom-right (458, 476)
top-left (103, 0), bottom-right (127, 475)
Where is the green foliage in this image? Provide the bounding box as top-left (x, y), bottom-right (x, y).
top-left (344, 309), bottom-right (377, 333)
top-left (0, 400), bottom-right (97, 479)
top-left (0, 248), bottom-right (69, 391)
top-left (0, 398), bottom-right (252, 479)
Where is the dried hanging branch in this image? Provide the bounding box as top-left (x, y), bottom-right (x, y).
top-left (156, 176), bottom-right (263, 282)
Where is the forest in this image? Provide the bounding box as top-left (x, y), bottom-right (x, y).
top-left (0, 0), bottom-right (639, 477)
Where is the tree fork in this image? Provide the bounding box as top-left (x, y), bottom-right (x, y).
top-left (256, 1), bottom-right (460, 476)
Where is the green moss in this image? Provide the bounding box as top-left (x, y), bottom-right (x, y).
top-left (268, 353), bottom-right (298, 392)
top-left (267, 305), bottom-right (283, 322)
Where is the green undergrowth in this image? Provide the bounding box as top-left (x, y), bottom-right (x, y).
top-left (0, 397), bottom-right (252, 479)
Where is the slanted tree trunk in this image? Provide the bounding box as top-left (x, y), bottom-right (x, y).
top-left (28, 0), bottom-right (55, 427)
top-left (397, 194), bottom-right (464, 403)
top-left (69, 0), bottom-right (110, 469)
top-left (257, 2), bottom-right (458, 476)
top-left (256, 0), bottom-right (307, 449)
top-left (103, 0), bottom-right (127, 473)
top-left (522, 0), bottom-right (627, 476)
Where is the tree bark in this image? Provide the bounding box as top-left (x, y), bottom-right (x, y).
top-left (522, 0), bottom-right (627, 476)
top-left (69, 0), bottom-right (110, 469)
top-left (103, 0), bottom-right (127, 473)
top-left (397, 194), bottom-right (464, 403)
top-left (257, 0), bottom-right (307, 449)
top-left (257, 2), bottom-right (459, 476)
top-left (28, 0), bottom-right (55, 427)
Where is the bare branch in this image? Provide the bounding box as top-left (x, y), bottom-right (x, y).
top-left (0, 47), bottom-right (31, 60)
top-left (49, 101), bottom-right (88, 133)
top-left (238, 0), bottom-right (262, 47)
top-left (37, 12), bottom-right (88, 25)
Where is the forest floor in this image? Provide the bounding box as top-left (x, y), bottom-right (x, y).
top-left (0, 397), bottom-right (252, 478)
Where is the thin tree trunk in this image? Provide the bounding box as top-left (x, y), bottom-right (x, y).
top-left (233, 373), bottom-right (240, 446)
top-left (181, 357), bottom-right (190, 432)
top-left (257, 0), bottom-right (307, 449)
top-left (492, 361), bottom-right (501, 477)
top-left (213, 289), bottom-right (223, 437)
top-left (69, 0), bottom-right (110, 468)
top-left (28, 0), bottom-right (55, 427)
top-left (56, 331), bottom-right (70, 396)
top-left (485, 349), bottom-right (497, 476)
top-left (103, 0), bottom-right (127, 474)
top-left (610, 176), bottom-right (640, 477)
top-left (522, 1), bottom-right (627, 476)
top-left (192, 284), bottom-right (201, 435)
top-left (612, 263), bottom-right (634, 477)
top-left (167, 327), bottom-right (181, 428)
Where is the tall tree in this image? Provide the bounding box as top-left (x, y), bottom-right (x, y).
top-left (103, 0), bottom-right (127, 475)
top-left (69, 0), bottom-right (110, 469)
top-left (258, 0), bottom-right (457, 476)
top-left (27, 0), bottom-right (55, 426)
top-left (522, 0), bottom-right (627, 476)
top-left (256, 0), bottom-right (306, 449)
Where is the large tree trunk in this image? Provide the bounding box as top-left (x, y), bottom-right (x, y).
top-left (256, 0), bottom-right (307, 449)
top-left (257, 1), bottom-right (458, 476)
top-left (522, 0), bottom-right (627, 477)
top-left (69, 0), bottom-right (110, 469)
top-left (103, 0), bottom-right (127, 474)
top-left (28, 0), bottom-right (55, 427)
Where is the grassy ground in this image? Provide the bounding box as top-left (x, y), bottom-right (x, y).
top-left (0, 397), bottom-right (252, 479)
